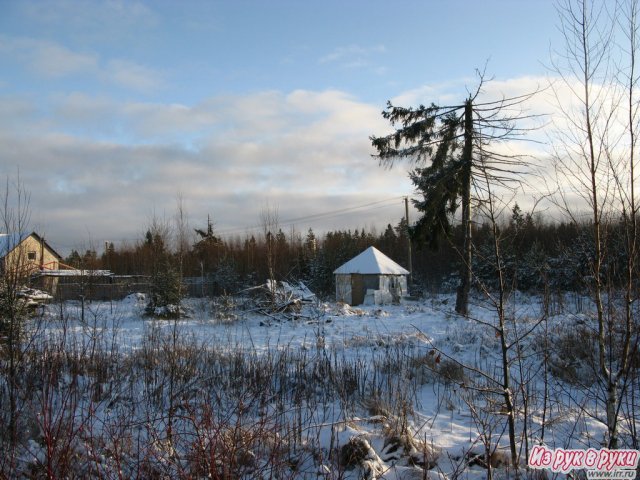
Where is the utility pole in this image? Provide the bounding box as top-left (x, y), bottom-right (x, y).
top-left (404, 196), bottom-right (413, 286)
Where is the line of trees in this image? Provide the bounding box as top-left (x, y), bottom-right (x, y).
top-left (61, 207), bottom-right (634, 300)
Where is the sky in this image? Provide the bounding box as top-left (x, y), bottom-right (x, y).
top-left (0, 0), bottom-right (563, 255)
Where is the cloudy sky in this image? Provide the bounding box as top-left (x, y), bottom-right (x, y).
top-left (0, 0), bottom-right (562, 254)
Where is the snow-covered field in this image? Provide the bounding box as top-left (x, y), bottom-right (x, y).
top-left (1, 291), bottom-right (629, 479)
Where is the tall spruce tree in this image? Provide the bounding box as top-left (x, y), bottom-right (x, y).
top-left (371, 80), bottom-right (537, 314)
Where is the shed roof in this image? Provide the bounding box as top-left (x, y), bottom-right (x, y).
top-left (333, 246), bottom-right (409, 275)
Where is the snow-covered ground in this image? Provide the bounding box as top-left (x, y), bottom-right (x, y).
top-left (4, 291), bottom-right (625, 479)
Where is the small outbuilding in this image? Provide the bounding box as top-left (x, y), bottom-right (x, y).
top-left (333, 246), bottom-right (409, 306)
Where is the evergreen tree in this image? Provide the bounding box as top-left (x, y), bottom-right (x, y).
top-left (193, 215), bottom-right (222, 275)
top-left (371, 79), bottom-right (537, 314)
top-left (65, 249), bottom-right (82, 268)
top-left (304, 228), bottom-right (317, 253)
top-left (146, 257), bottom-right (182, 317)
top-left (143, 222), bottom-right (183, 318)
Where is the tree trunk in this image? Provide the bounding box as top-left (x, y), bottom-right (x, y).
top-left (606, 382), bottom-right (619, 448)
top-left (455, 99), bottom-right (473, 315)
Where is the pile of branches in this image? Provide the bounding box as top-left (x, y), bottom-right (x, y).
top-left (243, 280), bottom-right (316, 322)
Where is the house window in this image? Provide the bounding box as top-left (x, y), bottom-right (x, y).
top-left (28, 251), bottom-right (37, 261)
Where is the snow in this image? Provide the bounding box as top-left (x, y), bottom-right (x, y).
top-left (35, 269), bottom-right (113, 276)
top-left (5, 291), bottom-right (620, 479)
top-left (18, 287), bottom-right (53, 302)
top-left (333, 246), bottom-right (410, 275)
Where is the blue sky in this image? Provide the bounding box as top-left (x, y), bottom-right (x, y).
top-left (0, 0), bottom-right (561, 253)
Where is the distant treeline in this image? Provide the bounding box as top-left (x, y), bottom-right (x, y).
top-left (64, 206), bottom-right (631, 297)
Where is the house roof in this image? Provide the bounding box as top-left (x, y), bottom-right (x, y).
top-left (333, 246), bottom-right (409, 275)
top-left (0, 232), bottom-right (63, 260)
top-left (0, 233), bottom-right (26, 257)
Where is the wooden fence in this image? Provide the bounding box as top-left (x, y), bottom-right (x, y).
top-left (32, 274), bottom-right (219, 301)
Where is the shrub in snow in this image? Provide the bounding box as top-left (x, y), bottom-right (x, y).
top-left (437, 358), bottom-right (466, 385)
top-left (187, 426), bottom-right (259, 478)
top-left (339, 436), bottom-right (380, 469)
top-left (150, 303), bottom-right (187, 319)
top-left (466, 449), bottom-right (511, 469)
top-left (123, 292), bottom-right (146, 305)
top-left (408, 351), bottom-right (466, 386)
top-left (210, 295), bottom-right (239, 323)
top-left (545, 323), bottom-right (598, 384)
top-left (381, 434), bottom-right (439, 470)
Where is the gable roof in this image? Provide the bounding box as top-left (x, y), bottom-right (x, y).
top-left (333, 246), bottom-right (409, 275)
top-left (0, 232), bottom-right (62, 260)
top-left (0, 232), bottom-right (28, 258)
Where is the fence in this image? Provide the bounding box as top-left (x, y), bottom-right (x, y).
top-left (32, 274), bottom-right (221, 301)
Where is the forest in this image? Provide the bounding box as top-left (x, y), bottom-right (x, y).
top-left (64, 206), bottom-right (620, 299)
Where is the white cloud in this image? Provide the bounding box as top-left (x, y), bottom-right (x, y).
top-left (33, 43), bottom-right (98, 77)
top-left (106, 59), bottom-right (164, 92)
top-left (390, 79), bottom-right (471, 107)
top-left (0, 97), bottom-right (38, 125)
top-left (0, 36), bottom-right (98, 77)
top-left (0, 35), bottom-right (164, 92)
top-left (21, 0), bottom-right (157, 36)
top-left (319, 44), bottom-right (386, 64)
top-left (3, 75), bottom-right (601, 254)
top-left (318, 44), bottom-right (387, 71)
top-left (0, 88), bottom-right (412, 253)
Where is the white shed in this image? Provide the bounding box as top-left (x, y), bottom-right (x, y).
top-left (333, 246), bottom-right (409, 306)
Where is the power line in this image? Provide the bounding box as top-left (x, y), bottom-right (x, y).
top-left (280, 196), bottom-right (405, 224)
top-left (52, 196), bottom-right (410, 252)
top-left (215, 196), bottom-right (406, 237)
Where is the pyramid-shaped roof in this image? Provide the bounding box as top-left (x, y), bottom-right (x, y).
top-left (333, 246), bottom-right (409, 275)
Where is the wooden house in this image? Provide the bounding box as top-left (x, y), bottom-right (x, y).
top-left (0, 232), bottom-right (62, 276)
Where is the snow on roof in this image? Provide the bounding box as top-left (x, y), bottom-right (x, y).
top-left (36, 270), bottom-right (113, 277)
top-left (333, 246), bottom-right (409, 275)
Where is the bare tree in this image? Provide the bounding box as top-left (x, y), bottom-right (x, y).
top-left (174, 193), bottom-right (190, 263)
top-left (550, 0), bottom-right (640, 449)
top-left (260, 202), bottom-right (280, 304)
top-left (473, 168), bottom-right (549, 477)
top-left (0, 175), bottom-right (33, 445)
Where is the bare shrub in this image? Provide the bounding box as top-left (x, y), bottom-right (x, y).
top-left (380, 432), bottom-right (439, 469)
top-left (339, 436), bottom-right (371, 469)
top-left (409, 350), bottom-right (466, 386)
top-left (467, 448), bottom-right (511, 469)
top-left (438, 358), bottom-right (466, 384)
top-left (1, 294), bottom-right (456, 478)
top-left (546, 323), bottom-right (598, 384)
